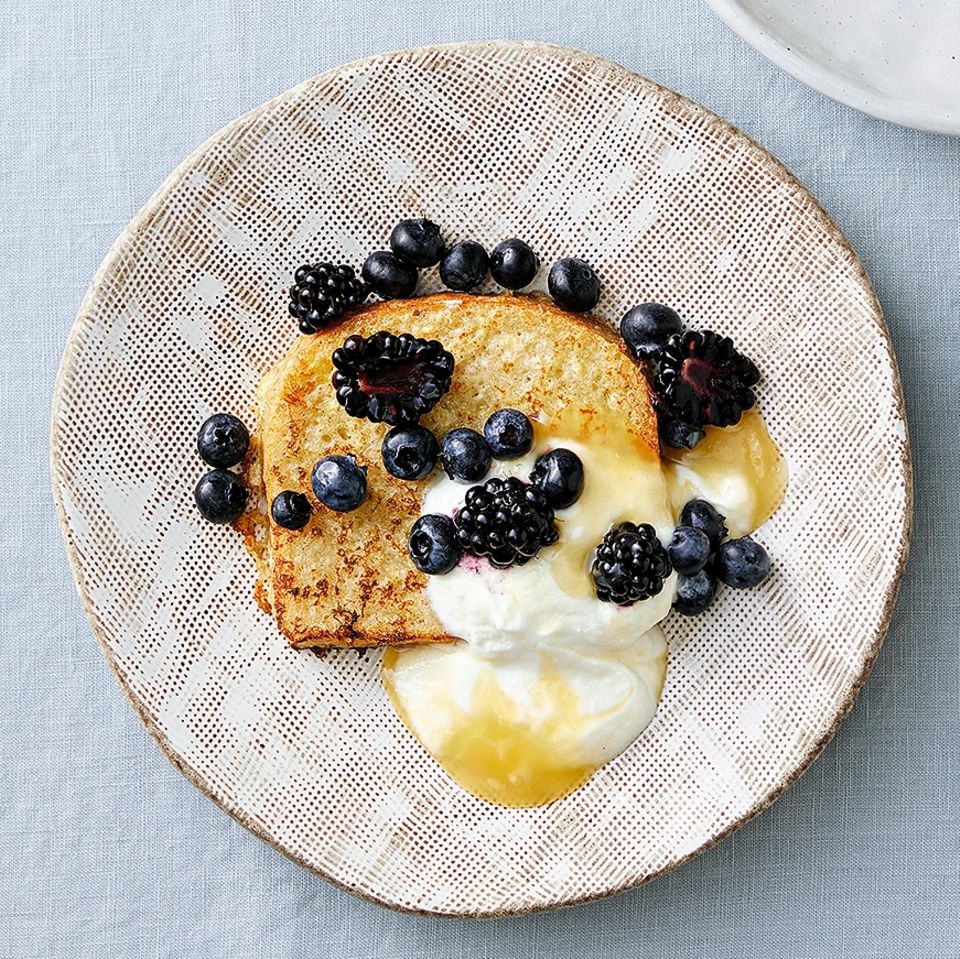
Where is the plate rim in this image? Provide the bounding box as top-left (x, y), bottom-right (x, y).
top-left (50, 39), bottom-right (914, 917)
top-left (706, 0), bottom-right (960, 136)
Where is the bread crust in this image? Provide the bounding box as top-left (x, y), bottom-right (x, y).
top-left (239, 292), bottom-right (659, 648)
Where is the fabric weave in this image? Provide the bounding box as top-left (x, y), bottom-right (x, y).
top-left (2, 1), bottom-right (958, 957)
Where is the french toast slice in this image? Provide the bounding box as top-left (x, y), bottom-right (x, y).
top-left (239, 292), bottom-right (659, 648)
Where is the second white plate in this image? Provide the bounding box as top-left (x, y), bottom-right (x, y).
top-left (708, 0), bottom-right (960, 135)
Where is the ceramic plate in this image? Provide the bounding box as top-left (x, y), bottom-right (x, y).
top-left (708, 0), bottom-right (960, 135)
top-left (51, 41), bottom-right (911, 916)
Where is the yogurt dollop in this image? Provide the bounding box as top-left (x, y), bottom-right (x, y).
top-left (382, 407), bottom-right (787, 807)
top-left (422, 440), bottom-right (676, 655)
top-left (383, 419), bottom-right (676, 806)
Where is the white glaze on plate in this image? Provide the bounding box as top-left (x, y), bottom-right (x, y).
top-left (708, 0), bottom-right (960, 133)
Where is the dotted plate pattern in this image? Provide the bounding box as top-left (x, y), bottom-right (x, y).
top-left (51, 42), bottom-right (911, 917)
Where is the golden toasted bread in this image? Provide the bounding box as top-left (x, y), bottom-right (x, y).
top-left (238, 292), bottom-right (659, 648)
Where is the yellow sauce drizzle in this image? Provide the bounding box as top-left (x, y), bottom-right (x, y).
top-left (662, 407), bottom-right (787, 537)
top-left (539, 407), bottom-right (670, 600)
top-left (383, 649), bottom-right (598, 807)
top-left (381, 407), bottom-right (785, 807)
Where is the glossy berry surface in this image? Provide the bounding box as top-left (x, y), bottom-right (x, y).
top-left (654, 329), bottom-right (760, 429)
top-left (408, 513), bottom-right (461, 574)
top-left (195, 468), bottom-right (248, 525)
top-left (288, 262), bottom-right (367, 334)
top-left (547, 257), bottom-right (600, 313)
top-left (310, 454), bottom-right (367, 512)
top-left (197, 413), bottom-right (249, 469)
top-left (679, 499), bottom-right (728, 550)
top-left (439, 241), bottom-right (489, 291)
top-left (331, 331), bottom-right (454, 426)
top-left (271, 490), bottom-right (312, 530)
top-left (389, 219), bottom-right (446, 267)
top-left (530, 447), bottom-right (584, 509)
top-left (489, 238), bottom-right (539, 290)
top-left (440, 428), bottom-right (491, 483)
top-left (483, 408), bottom-right (534, 460)
top-left (591, 521), bottom-right (672, 605)
top-left (659, 416), bottom-right (706, 451)
top-left (361, 250), bottom-right (418, 299)
top-left (381, 425), bottom-right (440, 481)
top-left (620, 302), bottom-right (682, 360)
top-left (667, 525), bottom-right (711, 575)
top-left (715, 536), bottom-right (771, 588)
top-left (454, 476), bottom-right (558, 568)
top-left (673, 569), bottom-right (717, 615)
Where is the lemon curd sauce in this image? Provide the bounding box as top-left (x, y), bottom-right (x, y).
top-left (382, 406), bottom-right (785, 806)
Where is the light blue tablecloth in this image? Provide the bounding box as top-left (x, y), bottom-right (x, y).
top-left (1, 2), bottom-right (958, 957)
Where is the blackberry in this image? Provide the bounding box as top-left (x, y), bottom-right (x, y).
top-left (288, 262), bottom-right (367, 334)
top-left (331, 331), bottom-right (455, 426)
top-left (653, 329), bottom-right (760, 429)
top-left (591, 522), bottom-right (672, 605)
top-left (659, 416), bottom-right (706, 451)
top-left (454, 476), bottom-right (558, 568)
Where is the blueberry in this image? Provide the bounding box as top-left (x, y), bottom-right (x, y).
top-left (673, 569), bottom-right (717, 615)
top-left (547, 257), bottom-right (600, 313)
top-left (389, 218), bottom-right (446, 267)
top-left (620, 303), bottom-right (682, 359)
top-left (530, 447), bottom-right (584, 509)
top-left (659, 417), bottom-right (706, 451)
top-left (381, 425), bottom-right (440, 480)
top-left (489, 238), bottom-right (539, 290)
top-left (362, 251), bottom-right (418, 299)
top-left (408, 514), bottom-right (461, 574)
top-left (270, 490), bottom-right (312, 530)
top-left (311, 454), bottom-right (368, 511)
top-left (195, 468), bottom-right (248, 524)
top-left (679, 499), bottom-right (728, 549)
top-left (197, 413), bottom-right (249, 468)
top-left (440, 427), bottom-right (491, 483)
top-left (483, 408), bottom-right (534, 459)
top-left (715, 536), bottom-right (771, 588)
top-left (667, 525), bottom-right (711, 575)
top-left (439, 241), bottom-right (489, 291)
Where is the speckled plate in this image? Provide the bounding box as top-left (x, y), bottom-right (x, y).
top-left (708, 0), bottom-right (960, 134)
top-left (51, 41), bottom-right (912, 916)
